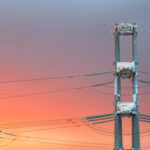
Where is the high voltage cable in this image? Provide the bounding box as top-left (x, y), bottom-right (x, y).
top-left (84, 78), bottom-right (150, 89)
top-left (1, 121), bottom-right (77, 130)
top-left (86, 113), bottom-right (115, 120)
top-left (87, 124), bottom-right (150, 135)
top-left (0, 114), bottom-right (114, 131)
top-left (0, 136), bottom-right (113, 149)
top-left (84, 119), bottom-right (150, 136)
top-left (82, 119), bottom-right (113, 136)
top-left (87, 116), bottom-right (114, 122)
top-left (0, 131), bottom-right (112, 147)
top-left (85, 124), bottom-right (150, 137)
top-left (140, 114), bottom-right (150, 117)
top-left (139, 80), bottom-right (150, 84)
top-left (12, 124), bottom-right (84, 133)
top-left (3, 134), bottom-right (148, 149)
top-left (0, 119), bottom-right (81, 130)
top-left (0, 71), bottom-right (113, 84)
top-left (138, 70), bottom-right (150, 74)
top-left (2, 116), bottom-right (150, 137)
top-left (92, 119), bottom-right (114, 125)
top-left (0, 114), bottom-right (114, 130)
top-left (0, 81), bottom-right (114, 101)
top-left (140, 117), bottom-right (150, 121)
top-left (140, 119), bottom-right (150, 123)
top-left (0, 119), bottom-right (72, 125)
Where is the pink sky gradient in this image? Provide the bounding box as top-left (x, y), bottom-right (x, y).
top-left (0, 0), bottom-right (150, 149)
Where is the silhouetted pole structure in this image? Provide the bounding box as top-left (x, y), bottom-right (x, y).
top-left (113, 23), bottom-right (141, 150)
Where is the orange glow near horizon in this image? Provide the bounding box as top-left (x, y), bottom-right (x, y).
top-left (0, 0), bottom-right (150, 150)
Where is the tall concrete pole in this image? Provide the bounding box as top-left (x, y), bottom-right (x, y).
top-left (114, 25), bottom-right (123, 150)
top-left (131, 24), bottom-right (141, 150)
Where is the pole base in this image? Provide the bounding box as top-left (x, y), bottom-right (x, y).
top-left (114, 148), bottom-right (124, 150)
top-left (131, 148), bottom-right (141, 150)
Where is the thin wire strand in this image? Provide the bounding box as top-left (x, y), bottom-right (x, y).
top-left (0, 81), bottom-right (114, 101)
top-left (0, 71), bottom-right (113, 84)
top-left (0, 136), bottom-right (113, 149)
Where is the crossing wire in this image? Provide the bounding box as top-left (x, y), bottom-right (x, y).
top-left (139, 80), bottom-right (150, 84)
top-left (0, 119), bottom-right (82, 130)
top-left (2, 115), bottom-right (150, 137)
top-left (86, 113), bottom-right (115, 120)
top-left (0, 114), bottom-right (114, 130)
top-left (92, 119), bottom-right (114, 125)
top-left (140, 114), bottom-right (150, 117)
top-left (0, 71), bottom-right (113, 84)
top-left (87, 116), bottom-right (114, 122)
top-left (138, 70), bottom-right (150, 74)
top-left (0, 136), bottom-right (113, 149)
top-left (0, 81), bottom-right (114, 101)
top-left (140, 119), bottom-right (150, 123)
top-left (0, 115), bottom-right (114, 130)
top-left (0, 129), bottom-right (113, 148)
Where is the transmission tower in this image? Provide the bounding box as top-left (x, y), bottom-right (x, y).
top-left (86, 22), bottom-right (150, 149)
top-left (114, 23), bottom-right (140, 150)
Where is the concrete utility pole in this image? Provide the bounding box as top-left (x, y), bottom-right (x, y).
top-left (113, 23), bottom-right (141, 150)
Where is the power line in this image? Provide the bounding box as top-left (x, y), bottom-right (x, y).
top-left (0, 136), bottom-right (113, 149)
top-left (0, 71), bottom-right (113, 84)
top-left (139, 80), bottom-right (150, 84)
top-left (138, 70), bottom-right (150, 75)
top-left (0, 114), bottom-right (114, 131)
top-left (0, 81), bottom-right (114, 101)
top-left (0, 118), bottom-right (81, 130)
top-left (0, 132), bottom-right (112, 147)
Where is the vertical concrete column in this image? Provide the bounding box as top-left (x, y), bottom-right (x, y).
top-left (131, 24), bottom-right (141, 150)
top-left (114, 25), bottom-right (123, 150)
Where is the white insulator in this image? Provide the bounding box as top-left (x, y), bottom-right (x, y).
top-left (116, 62), bottom-right (135, 79)
top-left (116, 22), bottom-right (137, 35)
top-left (117, 102), bottom-right (136, 116)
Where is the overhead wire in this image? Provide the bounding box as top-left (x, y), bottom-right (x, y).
top-left (1, 115), bottom-right (150, 137)
top-left (138, 70), bottom-right (150, 75)
top-left (0, 81), bottom-right (114, 101)
top-left (0, 118), bottom-right (82, 130)
top-left (0, 114), bottom-right (114, 133)
top-left (0, 123), bottom-right (114, 148)
top-left (0, 71), bottom-right (113, 84)
top-left (1, 114), bottom-right (115, 132)
top-left (0, 136), bottom-right (113, 149)
top-left (0, 131), bottom-right (113, 148)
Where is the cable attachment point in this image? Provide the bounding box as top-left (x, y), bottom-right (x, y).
top-left (116, 61), bottom-right (135, 79)
top-left (117, 102), bottom-right (137, 117)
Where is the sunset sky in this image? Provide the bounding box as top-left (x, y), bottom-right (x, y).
top-left (0, 0), bottom-right (150, 149)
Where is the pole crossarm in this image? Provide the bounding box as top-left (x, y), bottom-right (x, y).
top-left (139, 80), bottom-right (150, 84)
top-left (87, 116), bottom-right (114, 122)
top-left (85, 70), bottom-right (114, 77)
top-left (139, 114), bottom-right (150, 123)
top-left (85, 113), bottom-right (115, 120)
top-left (92, 119), bottom-right (114, 125)
top-left (139, 116), bottom-right (150, 120)
top-left (139, 114), bottom-right (150, 117)
top-left (139, 119), bottom-right (150, 123)
top-left (91, 81), bottom-right (114, 87)
top-left (85, 113), bottom-right (115, 125)
top-left (138, 70), bottom-right (150, 74)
